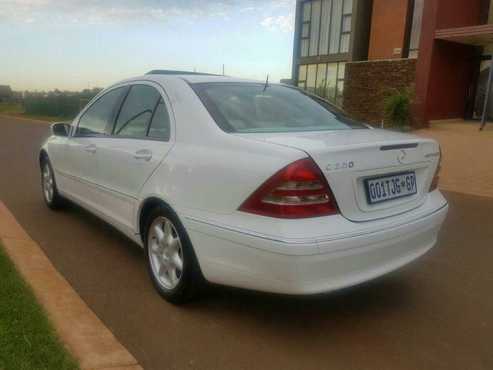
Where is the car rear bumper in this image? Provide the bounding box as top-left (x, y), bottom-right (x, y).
top-left (183, 194), bottom-right (448, 295)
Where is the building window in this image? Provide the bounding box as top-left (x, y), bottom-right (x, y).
top-left (306, 64), bottom-right (318, 91)
top-left (298, 65), bottom-right (307, 88)
top-left (299, 0), bottom-right (353, 57)
top-left (309, 0), bottom-right (321, 56)
top-left (301, 1), bottom-right (311, 57)
top-left (336, 62), bottom-right (345, 105)
top-left (409, 0), bottom-right (424, 58)
top-left (298, 62), bottom-right (346, 106)
top-left (340, 2), bottom-right (352, 53)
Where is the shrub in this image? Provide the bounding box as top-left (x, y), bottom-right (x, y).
top-left (383, 88), bottom-right (412, 128)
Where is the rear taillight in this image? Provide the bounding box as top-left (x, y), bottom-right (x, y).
top-left (429, 148), bottom-right (442, 192)
top-left (239, 158), bottom-right (338, 219)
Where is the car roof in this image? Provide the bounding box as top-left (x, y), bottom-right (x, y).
top-left (118, 72), bottom-right (266, 86)
top-left (179, 74), bottom-right (261, 84)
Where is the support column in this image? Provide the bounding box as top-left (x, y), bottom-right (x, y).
top-left (480, 56), bottom-right (493, 131)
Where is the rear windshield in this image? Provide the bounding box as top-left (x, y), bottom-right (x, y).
top-left (191, 82), bottom-right (367, 133)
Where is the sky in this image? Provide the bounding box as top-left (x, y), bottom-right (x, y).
top-left (0, 0), bottom-right (296, 91)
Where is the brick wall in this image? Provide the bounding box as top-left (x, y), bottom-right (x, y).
top-left (343, 58), bottom-right (416, 125)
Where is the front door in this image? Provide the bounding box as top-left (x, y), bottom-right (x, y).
top-left (61, 86), bottom-right (128, 207)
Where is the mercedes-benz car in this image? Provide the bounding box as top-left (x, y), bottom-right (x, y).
top-left (39, 70), bottom-right (448, 303)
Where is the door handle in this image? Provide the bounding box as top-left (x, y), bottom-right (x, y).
top-left (134, 149), bottom-right (152, 162)
top-left (84, 144), bottom-right (96, 154)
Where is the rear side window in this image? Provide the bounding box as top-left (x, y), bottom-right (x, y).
top-left (148, 99), bottom-right (170, 140)
top-left (114, 85), bottom-right (161, 138)
top-left (77, 87), bottom-right (125, 136)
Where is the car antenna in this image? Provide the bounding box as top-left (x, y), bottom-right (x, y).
top-left (263, 74), bottom-right (269, 92)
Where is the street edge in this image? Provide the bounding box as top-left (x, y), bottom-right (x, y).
top-left (0, 200), bottom-right (143, 370)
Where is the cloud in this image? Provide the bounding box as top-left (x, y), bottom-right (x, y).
top-left (261, 14), bottom-right (294, 33)
top-left (0, 0), bottom-right (206, 24)
top-left (259, 0), bottom-right (295, 33)
top-left (0, 0), bottom-right (295, 25)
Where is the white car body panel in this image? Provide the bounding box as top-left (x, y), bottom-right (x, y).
top-left (184, 194), bottom-right (447, 294)
top-left (40, 73), bottom-right (448, 295)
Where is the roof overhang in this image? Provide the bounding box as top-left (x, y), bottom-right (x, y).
top-left (435, 24), bottom-right (493, 46)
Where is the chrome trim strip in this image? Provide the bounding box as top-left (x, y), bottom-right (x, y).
top-left (424, 152), bottom-right (440, 158)
top-left (56, 170), bottom-right (138, 200)
top-left (380, 143), bottom-right (418, 151)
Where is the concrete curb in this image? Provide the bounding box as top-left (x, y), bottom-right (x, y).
top-left (0, 201), bottom-right (143, 370)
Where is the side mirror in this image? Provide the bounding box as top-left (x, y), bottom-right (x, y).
top-left (51, 122), bottom-right (71, 137)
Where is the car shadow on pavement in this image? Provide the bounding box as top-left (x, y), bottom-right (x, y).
top-left (184, 271), bottom-right (415, 329)
top-left (64, 201), bottom-right (144, 259)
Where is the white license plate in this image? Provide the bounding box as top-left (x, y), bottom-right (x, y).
top-left (364, 171), bottom-right (417, 204)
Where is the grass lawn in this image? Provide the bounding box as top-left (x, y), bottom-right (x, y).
top-left (0, 103), bottom-right (69, 123)
top-left (0, 245), bottom-right (79, 370)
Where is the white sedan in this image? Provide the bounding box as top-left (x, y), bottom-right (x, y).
top-left (40, 71), bottom-right (448, 303)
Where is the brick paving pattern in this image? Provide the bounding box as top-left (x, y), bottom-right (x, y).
top-left (417, 121), bottom-right (493, 198)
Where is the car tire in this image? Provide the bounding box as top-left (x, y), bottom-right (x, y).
top-left (41, 157), bottom-right (65, 210)
top-left (143, 205), bottom-right (204, 304)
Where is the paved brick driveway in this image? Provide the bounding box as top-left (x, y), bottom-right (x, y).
top-left (417, 121), bottom-right (493, 198)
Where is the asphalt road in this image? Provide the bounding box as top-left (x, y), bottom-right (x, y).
top-left (1, 115), bottom-right (492, 370)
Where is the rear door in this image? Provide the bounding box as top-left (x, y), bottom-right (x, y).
top-left (93, 82), bottom-right (174, 230)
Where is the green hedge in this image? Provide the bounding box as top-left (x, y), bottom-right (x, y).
top-left (23, 89), bottom-right (102, 119)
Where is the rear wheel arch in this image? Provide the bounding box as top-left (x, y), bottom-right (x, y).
top-left (138, 197), bottom-right (176, 243)
top-left (39, 149), bottom-right (49, 167)
top-left (137, 197), bottom-right (203, 269)
top-left (138, 197), bottom-right (206, 302)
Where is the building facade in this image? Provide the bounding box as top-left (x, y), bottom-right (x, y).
top-left (291, 0), bottom-right (419, 106)
top-left (292, 0), bottom-right (493, 127)
top-left (291, 0), bottom-right (372, 106)
top-left (415, 0), bottom-right (492, 126)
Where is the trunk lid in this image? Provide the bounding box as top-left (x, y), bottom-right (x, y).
top-left (238, 129), bottom-right (440, 222)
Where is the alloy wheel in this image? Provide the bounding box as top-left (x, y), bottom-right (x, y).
top-left (42, 163), bottom-right (54, 203)
top-left (147, 216), bottom-right (184, 290)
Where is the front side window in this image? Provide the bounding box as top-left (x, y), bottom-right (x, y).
top-left (76, 87), bottom-right (125, 136)
top-left (192, 83), bottom-right (366, 134)
top-left (113, 85), bottom-right (161, 138)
